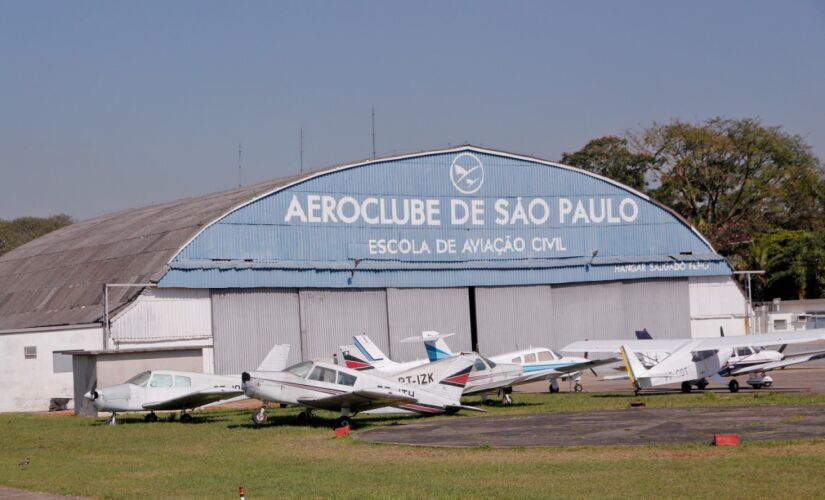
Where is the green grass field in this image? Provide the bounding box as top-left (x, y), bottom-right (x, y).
top-left (3, 392), bottom-right (825, 499)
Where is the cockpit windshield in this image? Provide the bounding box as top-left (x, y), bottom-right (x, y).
top-left (285, 361), bottom-right (314, 378)
top-left (127, 371), bottom-right (151, 387)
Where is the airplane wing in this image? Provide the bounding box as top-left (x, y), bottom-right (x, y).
top-left (519, 357), bottom-right (621, 382)
top-left (143, 387), bottom-right (244, 411)
top-left (694, 329), bottom-right (825, 351)
top-left (728, 349), bottom-right (825, 376)
top-left (297, 388), bottom-right (417, 413)
top-left (561, 339), bottom-right (687, 354)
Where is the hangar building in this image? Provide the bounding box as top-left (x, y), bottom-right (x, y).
top-left (0, 146), bottom-right (748, 413)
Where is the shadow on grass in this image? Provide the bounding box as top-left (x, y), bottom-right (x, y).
top-left (90, 412), bottom-right (233, 426)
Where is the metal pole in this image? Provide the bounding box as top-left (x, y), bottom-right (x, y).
top-left (103, 284), bottom-right (109, 350)
top-left (747, 273), bottom-right (753, 334)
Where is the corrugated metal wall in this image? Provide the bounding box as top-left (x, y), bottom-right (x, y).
top-left (211, 289), bottom-right (301, 374)
top-left (475, 285), bottom-right (554, 354)
top-left (386, 288), bottom-right (472, 361)
top-left (298, 289), bottom-right (390, 361)
top-left (473, 280), bottom-right (691, 352)
top-left (112, 288), bottom-right (211, 342)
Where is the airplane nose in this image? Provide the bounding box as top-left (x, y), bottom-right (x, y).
top-left (242, 372), bottom-right (251, 382)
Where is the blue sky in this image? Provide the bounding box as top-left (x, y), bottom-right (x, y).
top-left (1, 1), bottom-right (823, 220)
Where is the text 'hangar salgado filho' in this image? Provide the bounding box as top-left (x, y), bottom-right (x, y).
top-left (0, 145), bottom-right (748, 413)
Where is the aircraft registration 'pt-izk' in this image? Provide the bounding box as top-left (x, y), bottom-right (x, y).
top-left (562, 329), bottom-right (825, 395)
top-left (340, 332), bottom-right (617, 404)
top-left (85, 345), bottom-right (290, 425)
top-left (241, 353), bottom-right (482, 428)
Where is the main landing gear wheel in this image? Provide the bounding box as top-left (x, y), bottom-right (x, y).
top-left (729, 379), bottom-right (740, 393)
top-left (681, 381), bottom-right (692, 393)
top-left (574, 383), bottom-right (583, 393)
top-left (251, 408), bottom-right (268, 426)
top-left (549, 383), bottom-right (560, 394)
top-left (296, 410), bottom-right (312, 425)
top-left (144, 412), bottom-right (158, 423)
top-left (180, 413), bottom-right (194, 424)
top-left (336, 416), bottom-right (351, 428)
top-left (696, 379), bottom-right (709, 390)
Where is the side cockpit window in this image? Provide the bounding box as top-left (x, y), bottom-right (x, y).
top-left (308, 366), bottom-right (337, 383)
top-left (337, 372), bottom-right (357, 386)
top-left (175, 376), bottom-right (192, 388)
top-left (149, 373), bottom-right (173, 388)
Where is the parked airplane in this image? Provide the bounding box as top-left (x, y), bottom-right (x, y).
top-left (85, 345), bottom-right (290, 425)
top-left (341, 332), bottom-right (616, 403)
top-left (609, 328), bottom-right (825, 391)
top-left (241, 353), bottom-right (482, 427)
top-left (562, 329), bottom-right (825, 395)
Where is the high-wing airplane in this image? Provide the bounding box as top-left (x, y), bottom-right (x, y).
top-left (607, 328), bottom-right (825, 391)
top-left (85, 344), bottom-right (290, 425)
top-left (341, 332), bottom-right (617, 403)
top-left (241, 353), bottom-right (482, 428)
top-left (562, 329), bottom-right (825, 395)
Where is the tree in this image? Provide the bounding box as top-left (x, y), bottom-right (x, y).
top-left (0, 214), bottom-right (74, 257)
top-left (748, 230), bottom-right (825, 300)
top-left (633, 118), bottom-right (825, 254)
top-left (561, 136), bottom-right (655, 192)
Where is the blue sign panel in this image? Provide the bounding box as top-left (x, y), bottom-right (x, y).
top-left (161, 147), bottom-right (730, 288)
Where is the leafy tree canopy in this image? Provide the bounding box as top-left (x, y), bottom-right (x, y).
top-left (0, 214), bottom-right (74, 257)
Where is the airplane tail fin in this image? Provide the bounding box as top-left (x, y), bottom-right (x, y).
top-left (338, 344), bottom-right (375, 371)
top-left (422, 331), bottom-right (454, 361)
top-left (256, 344), bottom-right (291, 372)
top-left (635, 329), bottom-right (652, 340)
top-left (347, 334), bottom-right (399, 371)
top-left (394, 354), bottom-right (474, 401)
top-left (619, 345), bottom-right (649, 389)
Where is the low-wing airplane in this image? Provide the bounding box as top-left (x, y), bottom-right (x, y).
top-left (562, 329), bottom-right (825, 395)
top-left (607, 328), bottom-right (825, 391)
top-left (241, 352), bottom-right (482, 428)
top-left (85, 344), bottom-right (290, 425)
top-left (341, 332), bottom-right (617, 403)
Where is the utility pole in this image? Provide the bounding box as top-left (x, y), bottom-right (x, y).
top-left (371, 107), bottom-right (376, 159)
top-left (237, 142), bottom-right (242, 188)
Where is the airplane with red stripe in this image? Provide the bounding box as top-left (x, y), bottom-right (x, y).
top-left (242, 353), bottom-right (483, 428)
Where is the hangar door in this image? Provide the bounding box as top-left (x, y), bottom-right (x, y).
top-left (475, 285), bottom-right (554, 354)
top-left (551, 279), bottom-right (691, 349)
top-left (211, 289), bottom-right (302, 374)
top-left (299, 289), bottom-right (390, 361)
top-left (387, 288), bottom-right (472, 362)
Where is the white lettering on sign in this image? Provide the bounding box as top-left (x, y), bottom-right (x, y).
top-left (285, 194), bottom-right (641, 227)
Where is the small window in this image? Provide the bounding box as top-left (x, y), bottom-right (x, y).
top-left (337, 372), bottom-right (357, 386)
top-left (691, 350), bottom-right (716, 362)
top-left (774, 319), bottom-right (787, 330)
top-left (24, 346), bottom-right (37, 359)
top-left (473, 359), bottom-right (487, 371)
top-left (524, 353), bottom-right (537, 363)
top-left (308, 366), bottom-right (337, 383)
top-left (175, 376), bottom-right (191, 388)
top-left (150, 374), bottom-right (173, 388)
top-left (52, 352), bottom-right (73, 373)
top-left (537, 351), bottom-right (553, 362)
top-left (511, 357), bottom-right (522, 364)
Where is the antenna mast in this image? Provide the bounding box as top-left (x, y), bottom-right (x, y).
top-left (237, 142), bottom-right (242, 188)
top-left (371, 107), bottom-right (376, 159)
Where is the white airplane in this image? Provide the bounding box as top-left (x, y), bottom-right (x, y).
top-left (241, 352), bottom-right (482, 428)
top-left (562, 329), bottom-right (825, 395)
top-left (85, 345), bottom-right (290, 425)
top-left (340, 332), bottom-right (616, 403)
top-left (610, 328), bottom-right (825, 391)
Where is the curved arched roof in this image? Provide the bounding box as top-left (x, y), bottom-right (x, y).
top-left (0, 145), bottom-right (723, 330)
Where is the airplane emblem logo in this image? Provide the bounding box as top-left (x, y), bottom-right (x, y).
top-left (449, 153), bottom-right (484, 194)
